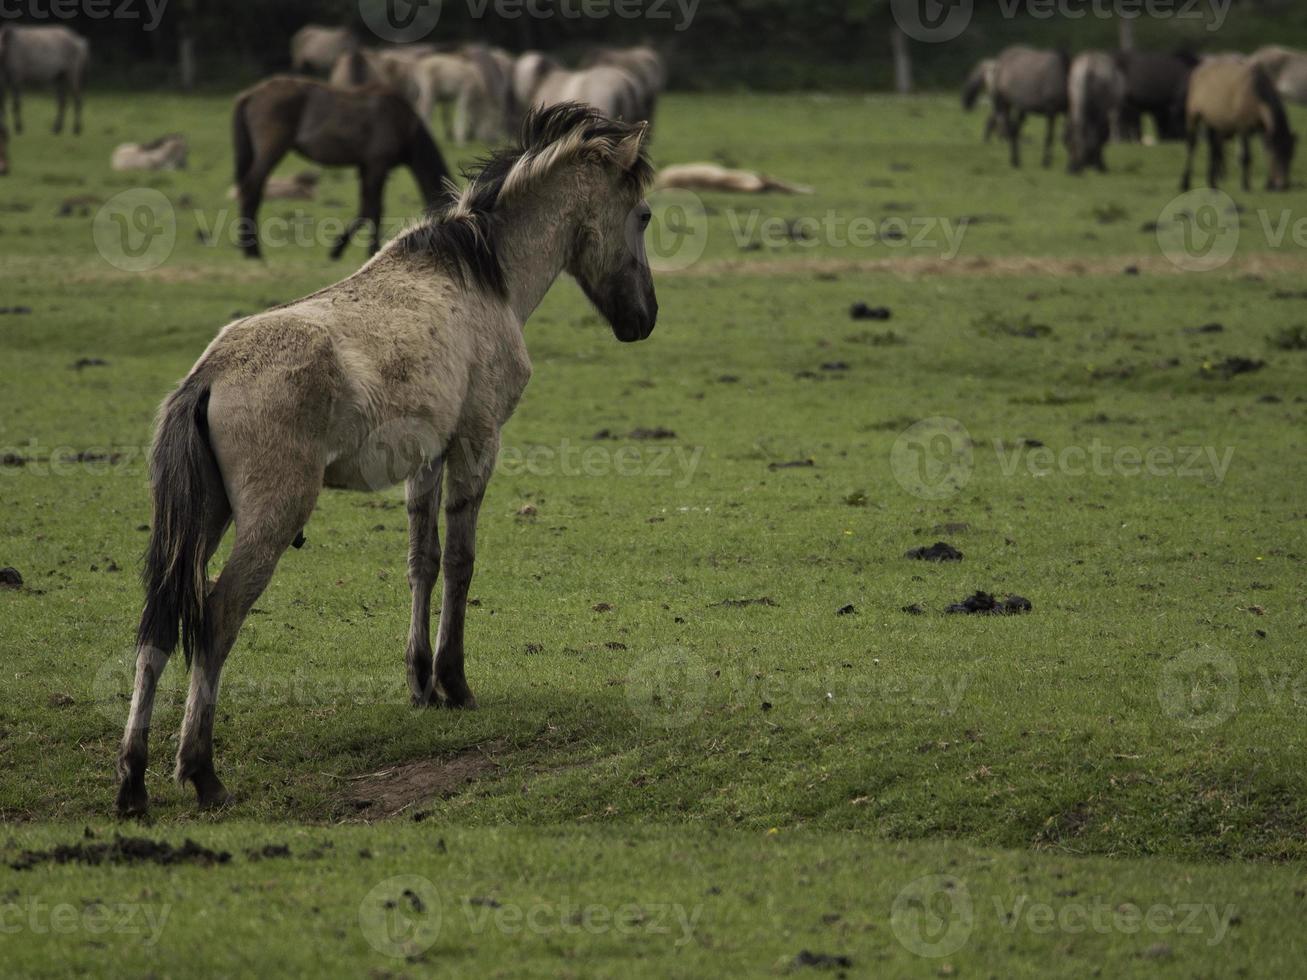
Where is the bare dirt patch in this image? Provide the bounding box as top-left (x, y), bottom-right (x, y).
top-left (343, 741), bottom-right (508, 820)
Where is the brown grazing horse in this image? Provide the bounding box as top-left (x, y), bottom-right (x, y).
top-left (232, 76), bottom-right (452, 259)
top-left (1182, 59), bottom-right (1296, 192)
top-left (115, 103), bottom-right (656, 816)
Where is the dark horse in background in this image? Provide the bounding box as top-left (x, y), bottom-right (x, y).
top-left (1114, 49), bottom-right (1199, 142)
top-left (232, 76), bottom-right (452, 259)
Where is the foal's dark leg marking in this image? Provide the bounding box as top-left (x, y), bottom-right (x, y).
top-left (433, 487), bottom-right (485, 709)
top-left (405, 460), bottom-right (444, 707)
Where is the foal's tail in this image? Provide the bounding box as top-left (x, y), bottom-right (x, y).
top-left (136, 372), bottom-right (221, 667)
top-left (232, 95), bottom-right (254, 187)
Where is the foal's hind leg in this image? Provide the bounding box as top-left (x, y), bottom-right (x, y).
top-left (1240, 135), bottom-right (1253, 192)
top-left (235, 140), bottom-right (291, 259)
top-left (404, 460), bottom-right (444, 706)
top-left (174, 484), bottom-right (319, 808)
top-left (1008, 110), bottom-right (1026, 168)
top-left (1180, 119), bottom-right (1200, 191)
top-left (432, 431), bottom-right (497, 709)
top-left (116, 502), bottom-right (231, 816)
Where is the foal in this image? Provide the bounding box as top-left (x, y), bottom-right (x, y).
top-left (116, 104), bottom-right (657, 815)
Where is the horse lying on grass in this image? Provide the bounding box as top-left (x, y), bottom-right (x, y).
top-left (115, 103), bottom-right (657, 816)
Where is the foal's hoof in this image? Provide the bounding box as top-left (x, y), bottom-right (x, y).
top-left (190, 771), bottom-right (233, 811)
top-left (435, 685), bottom-right (478, 710)
top-left (115, 780), bottom-right (149, 818)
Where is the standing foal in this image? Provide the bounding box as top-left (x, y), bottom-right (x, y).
top-left (116, 103), bottom-right (657, 815)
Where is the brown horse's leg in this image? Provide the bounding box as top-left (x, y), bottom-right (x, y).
top-left (330, 167), bottom-right (388, 260)
top-left (11, 85), bottom-right (22, 135)
top-left (52, 76), bottom-right (66, 135)
top-left (1008, 109), bottom-right (1025, 168)
top-left (174, 480), bottom-right (318, 809)
top-left (433, 431), bottom-right (496, 709)
top-left (116, 503), bottom-right (230, 817)
top-left (72, 71), bottom-right (83, 136)
top-left (1240, 135), bottom-right (1253, 192)
top-left (1207, 129), bottom-right (1225, 189)
top-left (1180, 119), bottom-right (1199, 192)
top-left (405, 460), bottom-right (444, 707)
top-left (1041, 114), bottom-right (1057, 168)
top-left (235, 139), bottom-right (291, 260)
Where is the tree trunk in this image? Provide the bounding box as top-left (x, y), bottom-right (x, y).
top-left (179, 32), bottom-right (196, 90)
top-left (1118, 19), bottom-right (1136, 51)
top-left (891, 27), bottom-right (912, 94)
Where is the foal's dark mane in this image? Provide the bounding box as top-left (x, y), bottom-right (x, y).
top-left (393, 102), bottom-right (654, 298)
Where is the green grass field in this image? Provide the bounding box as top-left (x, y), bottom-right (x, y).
top-left (2, 91), bottom-right (1306, 976)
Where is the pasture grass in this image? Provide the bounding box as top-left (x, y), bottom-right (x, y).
top-left (2, 92), bottom-right (1306, 976)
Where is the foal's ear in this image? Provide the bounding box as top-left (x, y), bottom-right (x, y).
top-left (615, 122), bottom-right (649, 173)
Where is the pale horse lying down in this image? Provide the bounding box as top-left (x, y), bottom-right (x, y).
top-left (110, 134), bottom-right (188, 171)
top-left (226, 170), bottom-right (319, 201)
top-left (654, 163), bottom-right (813, 194)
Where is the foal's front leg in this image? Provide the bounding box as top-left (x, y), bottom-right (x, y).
top-left (433, 432), bottom-right (496, 709)
top-left (404, 460), bottom-right (443, 706)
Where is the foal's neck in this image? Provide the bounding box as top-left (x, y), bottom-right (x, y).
top-left (491, 178), bottom-right (582, 324)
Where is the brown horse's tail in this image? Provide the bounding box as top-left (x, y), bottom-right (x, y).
top-left (136, 372), bottom-right (221, 667)
top-left (232, 94), bottom-right (254, 187)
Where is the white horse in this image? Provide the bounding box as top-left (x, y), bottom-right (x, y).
top-left (414, 53), bottom-right (491, 145)
top-left (513, 52), bottom-right (642, 123)
top-left (0, 25), bottom-right (89, 135)
top-left (290, 25), bottom-right (355, 74)
top-left (115, 104), bottom-right (656, 815)
top-left (655, 163), bottom-right (811, 194)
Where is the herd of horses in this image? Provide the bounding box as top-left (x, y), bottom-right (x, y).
top-left (233, 25), bottom-right (667, 259)
top-left (965, 43), bottom-right (1300, 191)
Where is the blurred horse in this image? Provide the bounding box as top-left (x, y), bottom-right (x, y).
top-left (990, 46), bottom-right (1069, 168)
top-left (655, 163), bottom-right (811, 194)
top-left (1181, 58), bottom-right (1296, 192)
top-left (290, 25), bottom-right (356, 75)
top-left (231, 76), bottom-right (452, 259)
top-left (0, 25), bottom-right (89, 135)
top-left (1250, 45), bottom-right (1307, 105)
top-left (513, 52), bottom-right (642, 124)
top-left (1114, 49), bottom-right (1197, 142)
top-left (1066, 52), bottom-right (1126, 173)
top-left (582, 46), bottom-right (666, 123)
top-left (112, 134), bottom-right (189, 171)
top-left (961, 58), bottom-right (1004, 142)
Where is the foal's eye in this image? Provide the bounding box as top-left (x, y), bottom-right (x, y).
top-left (638, 208), bottom-right (652, 228)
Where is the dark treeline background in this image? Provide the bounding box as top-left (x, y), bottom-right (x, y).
top-left (4, 0), bottom-right (1305, 90)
